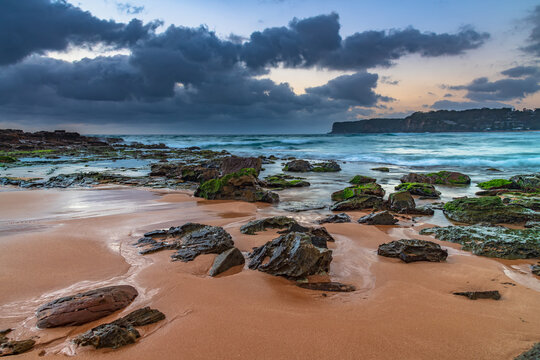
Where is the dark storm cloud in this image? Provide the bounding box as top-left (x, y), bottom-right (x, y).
top-left (523, 5), bottom-right (540, 56)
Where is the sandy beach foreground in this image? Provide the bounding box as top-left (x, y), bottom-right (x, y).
top-left (1, 187), bottom-right (539, 360)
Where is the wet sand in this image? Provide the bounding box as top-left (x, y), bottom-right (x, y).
top-left (1, 188), bottom-right (539, 359)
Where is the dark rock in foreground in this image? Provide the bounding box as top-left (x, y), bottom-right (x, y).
top-left (317, 213), bottom-right (351, 224)
top-left (36, 285), bottom-right (138, 328)
top-left (377, 239), bottom-right (448, 263)
top-left (73, 307), bottom-right (165, 349)
top-left (420, 225), bottom-right (540, 259)
top-left (277, 223), bottom-right (335, 248)
top-left (389, 191), bottom-right (415, 212)
top-left (400, 171), bottom-right (471, 185)
top-left (248, 232), bottom-right (332, 278)
top-left (240, 216), bottom-right (298, 235)
top-left (453, 291), bottom-right (501, 300)
top-left (209, 248), bottom-right (245, 277)
top-left (297, 282), bottom-right (356, 292)
top-left (515, 343), bottom-right (540, 360)
top-left (357, 211), bottom-right (398, 225)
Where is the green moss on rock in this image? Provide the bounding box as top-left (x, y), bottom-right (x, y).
top-left (0, 155), bottom-right (17, 163)
top-left (477, 179), bottom-right (514, 190)
top-left (395, 182), bottom-right (440, 198)
top-left (349, 175), bottom-right (376, 185)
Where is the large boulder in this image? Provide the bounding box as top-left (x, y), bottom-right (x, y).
top-left (510, 173), bottom-right (540, 192)
top-left (209, 248), bottom-right (245, 277)
top-left (400, 171), bottom-right (470, 185)
top-left (442, 196), bottom-right (539, 224)
top-left (195, 168), bottom-right (279, 203)
top-left (248, 232), bottom-right (332, 278)
top-left (377, 239), bottom-right (448, 263)
top-left (330, 195), bottom-right (383, 211)
top-left (311, 161), bottom-right (341, 172)
top-left (357, 211), bottom-right (398, 225)
top-left (395, 182), bottom-right (441, 198)
top-left (240, 216), bottom-right (298, 235)
top-left (331, 183), bottom-right (385, 202)
top-left (36, 285), bottom-right (138, 328)
top-left (420, 225), bottom-right (540, 259)
top-left (388, 191), bottom-right (415, 212)
top-left (283, 160), bottom-right (312, 172)
top-left (220, 156), bottom-right (262, 176)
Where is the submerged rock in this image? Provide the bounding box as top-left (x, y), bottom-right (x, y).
top-left (388, 191), bottom-right (415, 212)
top-left (395, 182), bottom-right (441, 198)
top-left (453, 291), bottom-right (501, 300)
top-left (283, 160), bottom-right (312, 172)
top-left (349, 175), bottom-right (376, 184)
top-left (515, 343), bottom-right (540, 360)
top-left (377, 239), bottom-right (448, 263)
top-left (330, 195), bottom-right (383, 211)
top-left (400, 171), bottom-right (471, 185)
top-left (317, 213), bottom-right (351, 224)
top-left (311, 161), bottom-right (341, 172)
top-left (297, 282), bottom-right (356, 292)
top-left (357, 211), bottom-right (398, 225)
top-left (209, 248), bottom-right (245, 277)
top-left (36, 285), bottom-right (138, 328)
top-left (240, 216), bottom-right (298, 235)
top-left (442, 196), bottom-right (538, 224)
top-left (248, 232), bottom-right (332, 278)
top-left (420, 225), bottom-right (540, 259)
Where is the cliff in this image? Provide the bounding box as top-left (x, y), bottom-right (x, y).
top-left (330, 108), bottom-right (540, 134)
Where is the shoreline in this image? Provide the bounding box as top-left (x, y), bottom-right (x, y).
top-left (1, 186), bottom-right (539, 359)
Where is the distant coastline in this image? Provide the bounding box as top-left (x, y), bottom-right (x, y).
top-left (330, 108), bottom-right (540, 134)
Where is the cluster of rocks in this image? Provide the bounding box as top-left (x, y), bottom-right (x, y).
top-left (0, 129), bottom-right (115, 151)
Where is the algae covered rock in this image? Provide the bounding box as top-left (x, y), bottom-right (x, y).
top-left (400, 171), bottom-right (470, 185)
top-left (240, 216), bottom-right (298, 235)
top-left (331, 183), bottom-right (385, 202)
top-left (395, 182), bottom-right (441, 198)
top-left (389, 190), bottom-right (415, 212)
top-left (330, 195), bottom-right (383, 211)
top-left (248, 232), bottom-right (332, 278)
top-left (420, 225), bottom-right (540, 259)
top-left (477, 179), bottom-right (515, 190)
top-left (283, 160), bottom-right (312, 172)
top-left (349, 175), bottom-right (376, 184)
top-left (510, 173), bottom-right (540, 192)
top-left (263, 174), bottom-right (310, 189)
top-left (442, 196), bottom-right (538, 224)
top-left (377, 239), bottom-right (448, 263)
top-left (371, 167), bottom-right (390, 172)
top-left (311, 161), bottom-right (341, 172)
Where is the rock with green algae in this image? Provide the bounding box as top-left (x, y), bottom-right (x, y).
top-left (331, 183), bottom-right (385, 202)
top-left (395, 182), bottom-right (441, 198)
top-left (330, 195), bottom-right (384, 211)
top-left (371, 167), bottom-right (390, 172)
top-left (388, 190), bottom-right (415, 212)
top-left (515, 343), bottom-right (540, 360)
top-left (263, 174), bottom-right (310, 189)
top-left (510, 173), bottom-right (540, 192)
top-left (311, 161), bottom-right (341, 172)
top-left (240, 216), bottom-right (298, 235)
top-left (477, 178), bottom-right (516, 190)
top-left (442, 196), bottom-right (539, 224)
top-left (0, 155), bottom-right (17, 164)
top-left (400, 171), bottom-right (471, 185)
top-left (195, 168), bottom-right (279, 203)
top-left (282, 160), bottom-right (312, 172)
top-left (420, 225), bottom-right (540, 259)
top-left (349, 175), bottom-right (376, 184)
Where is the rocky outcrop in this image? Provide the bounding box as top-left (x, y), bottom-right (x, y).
top-left (395, 182), bottom-right (441, 198)
top-left (442, 196), bottom-right (539, 224)
top-left (248, 232), bottom-right (332, 278)
top-left (330, 195), bottom-right (383, 211)
top-left (377, 239), bottom-right (448, 263)
top-left (209, 248), bottom-right (245, 277)
top-left (195, 168), bottom-right (279, 203)
top-left (400, 171), bottom-right (470, 185)
top-left (357, 211), bottom-right (398, 225)
top-left (36, 285), bottom-right (138, 328)
top-left (420, 225), bottom-right (540, 259)
top-left (297, 282), bottom-right (356, 292)
top-left (317, 213), bottom-right (351, 224)
top-left (388, 191), bottom-right (415, 212)
top-left (149, 162), bottom-right (219, 182)
top-left (0, 329), bottom-right (35, 357)
top-left (240, 216), bottom-right (298, 235)
top-left (0, 129), bottom-right (114, 151)
top-left (349, 175), bottom-right (376, 184)
top-left (135, 223), bottom-right (235, 262)
top-left (283, 160), bottom-right (312, 172)
top-left (263, 174), bottom-right (310, 189)
top-left (453, 291), bottom-right (501, 300)
top-left (73, 307), bottom-right (165, 349)
top-left (510, 173), bottom-right (540, 192)
top-left (311, 161), bottom-right (341, 172)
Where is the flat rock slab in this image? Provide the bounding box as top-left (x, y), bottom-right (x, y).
top-left (297, 282), bottom-right (356, 292)
top-left (378, 239), bottom-right (448, 263)
top-left (36, 285), bottom-right (138, 328)
top-left (453, 291), bottom-right (501, 300)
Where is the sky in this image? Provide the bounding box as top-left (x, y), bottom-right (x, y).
top-left (0, 0), bottom-right (539, 134)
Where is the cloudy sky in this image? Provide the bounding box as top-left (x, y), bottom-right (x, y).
top-left (0, 0), bottom-right (539, 134)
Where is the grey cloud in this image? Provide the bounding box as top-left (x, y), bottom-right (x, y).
top-left (523, 5), bottom-right (540, 55)
top-left (500, 65), bottom-right (540, 78)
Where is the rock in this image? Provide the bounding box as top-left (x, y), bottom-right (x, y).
top-left (263, 174), bottom-right (310, 189)
top-left (505, 194), bottom-right (540, 211)
top-left (73, 307), bottom-right (165, 349)
top-left (0, 129), bottom-right (113, 151)
top-left (515, 343), bottom-right (540, 360)
top-left (475, 189), bottom-right (512, 196)
top-left (371, 167), bottom-right (390, 172)
top-left (453, 291), bottom-right (501, 300)
top-left (531, 264), bottom-right (540, 276)
top-left (411, 205), bottom-right (435, 216)
top-left (525, 220), bottom-right (540, 228)
top-left (240, 216), bottom-right (298, 235)
top-left (395, 182), bottom-right (441, 198)
top-left (331, 183), bottom-right (385, 201)
top-left (486, 168), bottom-right (502, 172)
top-left (442, 196), bottom-right (538, 224)
top-left (377, 239), bottom-right (448, 263)
top-left (36, 285), bottom-right (138, 328)
top-left (476, 179), bottom-right (516, 190)
top-left (311, 161), bottom-right (341, 172)
top-left (277, 223), bottom-right (335, 248)
top-left (0, 156), bottom-right (17, 164)
top-left (349, 175), bottom-right (376, 184)
top-left (389, 191), bottom-right (416, 212)
top-left (248, 232), bottom-right (332, 278)
top-left (510, 173), bottom-right (540, 192)
top-left (209, 248), bottom-right (245, 276)
top-left (420, 225), bottom-right (540, 259)
top-left (220, 156), bottom-right (262, 176)
top-left (400, 171), bottom-right (471, 185)
top-left (195, 168), bottom-right (279, 203)
top-left (317, 213), bottom-right (351, 224)
top-left (357, 211), bottom-right (398, 225)
top-left (283, 160), bottom-right (312, 172)
top-left (281, 201), bottom-right (327, 212)
top-left (0, 339), bottom-right (35, 357)
top-left (297, 282), bottom-right (356, 292)
top-left (330, 195), bottom-right (383, 211)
